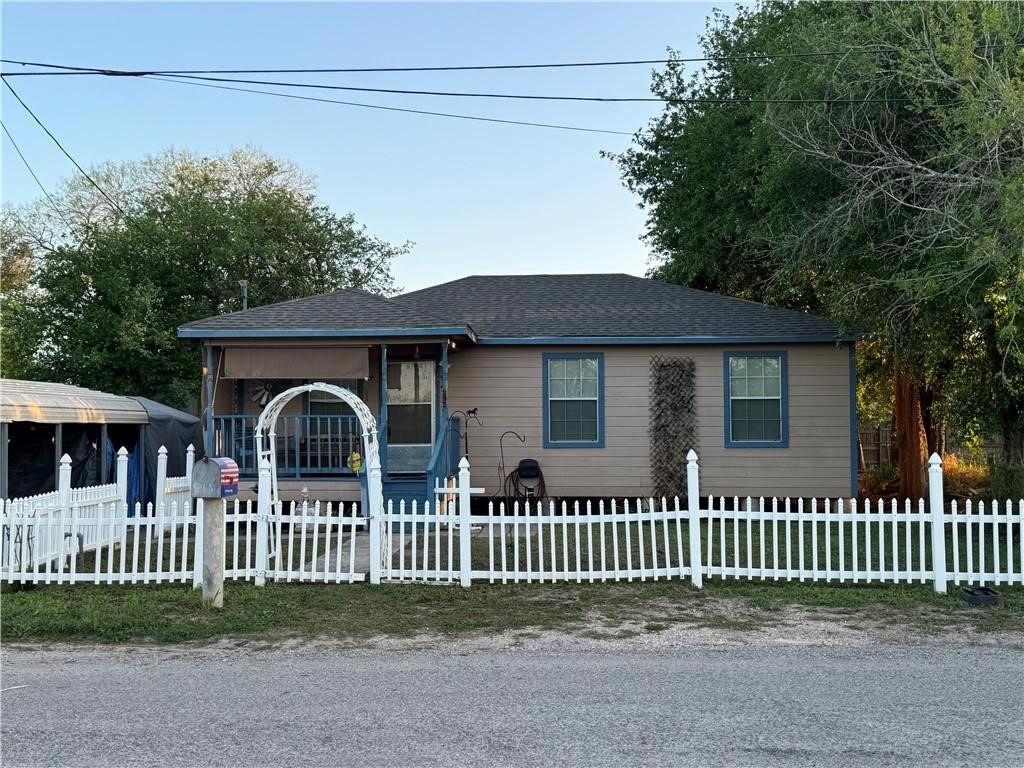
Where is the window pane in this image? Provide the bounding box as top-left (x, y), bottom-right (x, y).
top-left (730, 358), bottom-right (747, 378)
top-left (388, 362), bottom-right (432, 405)
top-left (747, 419), bottom-right (765, 440)
top-left (764, 377), bottom-right (781, 397)
top-left (548, 357), bottom-right (601, 444)
top-left (388, 404), bottom-right (432, 444)
top-left (748, 399), bottom-right (764, 420)
top-left (764, 400), bottom-right (781, 420)
top-left (748, 377), bottom-right (764, 397)
top-left (565, 363), bottom-right (582, 397)
top-left (730, 377), bottom-right (747, 397)
top-left (732, 400), bottom-right (748, 420)
top-left (747, 357), bottom-right (764, 378)
top-left (764, 420), bottom-right (781, 441)
top-left (731, 416), bottom-right (748, 441)
top-left (764, 356), bottom-right (781, 377)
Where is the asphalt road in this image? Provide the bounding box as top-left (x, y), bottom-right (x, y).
top-left (2, 643), bottom-right (1022, 768)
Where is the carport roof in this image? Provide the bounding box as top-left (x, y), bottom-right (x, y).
top-left (0, 379), bottom-right (150, 425)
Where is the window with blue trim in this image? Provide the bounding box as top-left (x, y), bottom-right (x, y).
top-left (725, 353), bottom-right (788, 447)
top-left (543, 353), bottom-right (604, 447)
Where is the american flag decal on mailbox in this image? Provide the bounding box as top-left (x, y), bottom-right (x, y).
top-left (212, 457), bottom-right (239, 498)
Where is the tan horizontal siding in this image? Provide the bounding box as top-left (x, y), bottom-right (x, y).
top-left (447, 343), bottom-right (853, 500)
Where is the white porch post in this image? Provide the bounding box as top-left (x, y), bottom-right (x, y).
top-left (928, 453), bottom-right (948, 594)
top-left (686, 450), bottom-right (703, 589)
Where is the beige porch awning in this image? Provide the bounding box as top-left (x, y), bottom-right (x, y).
top-left (221, 346), bottom-right (370, 380)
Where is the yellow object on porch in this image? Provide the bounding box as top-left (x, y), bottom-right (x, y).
top-left (347, 450), bottom-right (363, 475)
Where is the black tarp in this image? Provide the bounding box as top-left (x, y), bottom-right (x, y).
top-left (131, 397), bottom-right (205, 507)
top-left (6, 422), bottom-right (56, 497)
top-left (7, 424), bottom-right (106, 498)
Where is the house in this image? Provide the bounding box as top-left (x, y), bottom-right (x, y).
top-left (1, 378), bottom-right (203, 506)
top-left (177, 274), bottom-right (857, 507)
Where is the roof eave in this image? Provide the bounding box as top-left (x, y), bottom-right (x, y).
top-left (473, 334), bottom-right (862, 345)
top-left (177, 325), bottom-right (475, 341)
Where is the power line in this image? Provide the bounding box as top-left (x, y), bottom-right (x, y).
top-left (2, 78), bottom-right (140, 230)
top-left (149, 72), bottom-right (967, 104)
top-left (147, 73), bottom-right (939, 103)
top-left (0, 119), bottom-right (74, 230)
top-left (0, 44), bottom-right (1013, 75)
top-left (147, 76), bottom-right (634, 135)
top-left (4, 67), bottom-right (957, 104)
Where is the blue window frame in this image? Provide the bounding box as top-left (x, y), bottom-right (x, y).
top-left (543, 352), bottom-right (605, 448)
top-left (723, 351), bottom-right (789, 448)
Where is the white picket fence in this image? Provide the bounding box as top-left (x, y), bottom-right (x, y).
top-left (3, 450), bottom-right (1022, 593)
top-left (1, 444), bottom-right (195, 580)
top-left (222, 500), bottom-right (366, 583)
top-left (2, 500), bottom-right (198, 584)
top-left (382, 497), bottom-right (695, 584)
top-left (380, 454), bottom-right (1022, 591)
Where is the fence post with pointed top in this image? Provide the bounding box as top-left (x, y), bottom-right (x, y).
top-left (255, 458), bottom-right (271, 587)
top-left (458, 456), bottom-right (472, 587)
top-left (686, 450), bottom-right (703, 588)
top-left (928, 453), bottom-right (947, 594)
top-left (57, 454), bottom-right (72, 511)
top-left (367, 450), bottom-right (383, 585)
top-left (155, 445), bottom-right (168, 516)
top-left (115, 446), bottom-right (129, 510)
top-left (185, 444), bottom-right (195, 486)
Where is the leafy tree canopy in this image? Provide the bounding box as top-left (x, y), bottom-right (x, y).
top-left (612, 1), bottom-right (1024, 462)
top-left (1, 148), bottom-right (409, 407)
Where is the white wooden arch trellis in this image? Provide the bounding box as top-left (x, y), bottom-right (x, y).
top-left (253, 383), bottom-right (384, 583)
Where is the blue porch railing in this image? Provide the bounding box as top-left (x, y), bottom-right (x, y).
top-left (213, 415), bottom-right (361, 478)
top-left (425, 416), bottom-right (462, 501)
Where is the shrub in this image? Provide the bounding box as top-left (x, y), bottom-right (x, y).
top-left (942, 455), bottom-right (988, 499)
top-left (860, 463), bottom-right (899, 496)
top-left (989, 460), bottom-right (1024, 501)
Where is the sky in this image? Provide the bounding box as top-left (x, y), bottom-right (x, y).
top-left (1, 2), bottom-right (731, 291)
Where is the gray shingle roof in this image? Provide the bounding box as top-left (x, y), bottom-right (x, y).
top-left (179, 274), bottom-right (847, 342)
top-left (179, 287), bottom-right (466, 337)
top-left (397, 274), bottom-right (844, 340)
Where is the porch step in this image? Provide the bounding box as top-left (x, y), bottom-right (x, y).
top-left (382, 477), bottom-right (428, 509)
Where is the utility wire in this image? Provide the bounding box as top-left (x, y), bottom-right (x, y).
top-left (141, 73), bottom-right (957, 103)
top-left (0, 44), bottom-right (1013, 75)
top-left (0, 119), bottom-right (74, 230)
top-left (2, 78), bottom-right (141, 231)
top-left (147, 75), bottom-right (634, 135)
top-left (4, 67), bottom-right (961, 104)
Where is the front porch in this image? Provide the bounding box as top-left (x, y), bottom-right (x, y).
top-left (205, 341), bottom-right (463, 505)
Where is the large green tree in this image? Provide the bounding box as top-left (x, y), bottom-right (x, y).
top-left (1, 148), bottom-right (408, 407)
top-left (613, 1), bottom-right (1024, 492)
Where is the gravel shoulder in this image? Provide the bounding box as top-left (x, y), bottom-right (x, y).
top-left (4, 597), bottom-right (1022, 658)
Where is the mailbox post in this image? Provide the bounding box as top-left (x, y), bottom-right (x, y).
top-left (191, 457), bottom-right (238, 608)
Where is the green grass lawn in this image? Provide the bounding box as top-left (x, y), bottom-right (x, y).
top-left (3, 577), bottom-right (1021, 645)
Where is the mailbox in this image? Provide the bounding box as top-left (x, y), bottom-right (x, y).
top-left (191, 457), bottom-right (240, 498)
